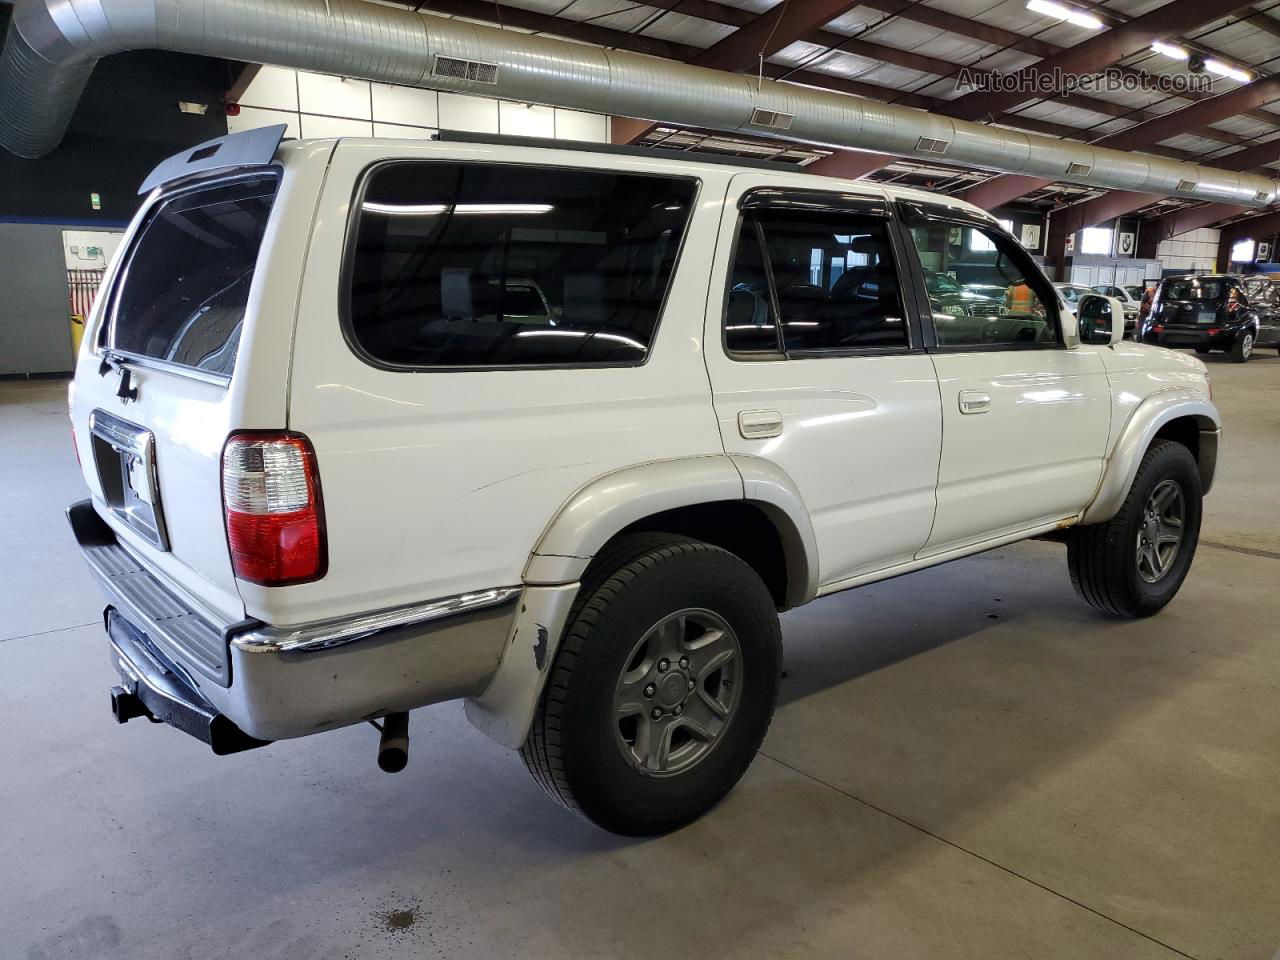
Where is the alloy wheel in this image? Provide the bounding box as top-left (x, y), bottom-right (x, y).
top-left (1136, 479), bottom-right (1185, 584)
top-left (612, 608), bottom-right (742, 778)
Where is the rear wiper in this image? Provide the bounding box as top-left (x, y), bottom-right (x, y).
top-left (97, 350), bottom-right (138, 402)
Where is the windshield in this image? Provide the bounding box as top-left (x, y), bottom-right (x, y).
top-left (1162, 278), bottom-right (1222, 301)
top-left (1124, 285), bottom-right (1145, 299)
top-left (109, 175), bottom-right (278, 376)
top-left (926, 271), bottom-right (963, 294)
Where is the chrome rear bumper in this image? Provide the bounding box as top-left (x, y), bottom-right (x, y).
top-left (69, 500), bottom-right (520, 744)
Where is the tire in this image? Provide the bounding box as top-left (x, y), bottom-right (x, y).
top-left (1230, 330), bottom-right (1254, 363)
top-left (1194, 345), bottom-right (1211, 355)
top-left (1067, 440), bottom-right (1202, 618)
top-left (521, 533), bottom-right (782, 835)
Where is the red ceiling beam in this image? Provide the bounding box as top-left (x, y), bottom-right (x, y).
top-left (692, 0), bottom-right (859, 70)
top-left (1218, 206), bottom-right (1280, 241)
top-left (942, 0), bottom-right (1257, 123)
top-left (961, 76), bottom-right (1280, 210)
top-left (1135, 203), bottom-right (1244, 257)
top-left (810, 0), bottom-right (1257, 182)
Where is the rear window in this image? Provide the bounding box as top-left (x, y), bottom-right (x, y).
top-left (108, 175), bottom-right (277, 376)
top-left (346, 162), bottom-right (697, 368)
top-left (1162, 279), bottom-right (1222, 301)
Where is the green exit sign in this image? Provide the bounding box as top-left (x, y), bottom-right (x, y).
top-left (90, 192), bottom-right (101, 211)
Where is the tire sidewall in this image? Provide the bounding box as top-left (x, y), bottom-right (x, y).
top-left (559, 548), bottom-right (781, 835)
top-left (1117, 445), bottom-right (1202, 613)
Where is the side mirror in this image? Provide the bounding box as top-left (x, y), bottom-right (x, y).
top-left (1077, 294), bottom-right (1124, 346)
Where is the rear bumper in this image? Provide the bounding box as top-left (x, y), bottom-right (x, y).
top-left (1142, 325), bottom-right (1242, 349)
top-left (69, 500), bottom-right (520, 744)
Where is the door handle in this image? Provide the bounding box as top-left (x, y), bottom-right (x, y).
top-left (738, 409), bottom-right (784, 439)
top-left (958, 390), bottom-right (991, 414)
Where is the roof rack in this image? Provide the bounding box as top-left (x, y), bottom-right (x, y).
top-left (433, 129), bottom-right (798, 173)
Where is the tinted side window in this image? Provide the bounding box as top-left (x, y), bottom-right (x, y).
top-left (762, 212), bottom-right (908, 351)
top-left (347, 162), bottom-right (696, 368)
top-left (908, 220), bottom-right (1060, 348)
top-left (724, 218), bottom-right (780, 354)
top-left (110, 175), bottom-right (277, 375)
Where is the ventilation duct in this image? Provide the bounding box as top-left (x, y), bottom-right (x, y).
top-left (0, 0), bottom-right (1276, 207)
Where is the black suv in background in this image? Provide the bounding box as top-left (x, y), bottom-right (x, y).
top-left (1141, 274), bottom-right (1280, 362)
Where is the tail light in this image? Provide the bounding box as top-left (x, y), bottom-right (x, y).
top-left (221, 433), bottom-right (326, 585)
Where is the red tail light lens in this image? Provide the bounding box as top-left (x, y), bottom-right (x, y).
top-left (221, 433), bottom-right (326, 585)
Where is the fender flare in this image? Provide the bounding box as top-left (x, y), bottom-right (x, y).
top-left (1081, 390), bottom-right (1221, 525)
top-left (522, 456), bottom-right (743, 583)
top-left (470, 456), bottom-right (819, 749)
top-left (522, 455), bottom-right (820, 607)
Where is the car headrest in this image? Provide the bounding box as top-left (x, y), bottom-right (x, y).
top-left (727, 288), bottom-right (761, 326)
top-left (441, 267), bottom-right (478, 319)
top-left (564, 272), bottom-right (610, 326)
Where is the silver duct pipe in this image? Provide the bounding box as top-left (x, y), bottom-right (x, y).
top-left (1, 0), bottom-right (1276, 206)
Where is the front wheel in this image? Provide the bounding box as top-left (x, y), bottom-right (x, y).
top-left (1067, 440), bottom-right (1202, 617)
top-left (521, 534), bottom-right (782, 835)
top-left (1231, 331), bottom-right (1254, 363)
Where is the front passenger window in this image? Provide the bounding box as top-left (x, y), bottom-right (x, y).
top-left (908, 221), bottom-right (1060, 348)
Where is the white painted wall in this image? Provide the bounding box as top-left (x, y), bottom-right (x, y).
top-left (229, 66), bottom-right (609, 144)
top-left (1156, 227), bottom-right (1220, 274)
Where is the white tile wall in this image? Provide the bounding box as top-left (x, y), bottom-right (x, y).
top-left (1156, 226), bottom-right (1221, 274)
top-left (227, 105), bottom-right (301, 139)
top-left (297, 73), bottom-right (372, 120)
top-left (300, 115), bottom-right (374, 139)
top-left (498, 101), bottom-right (555, 138)
top-left (233, 68), bottom-right (610, 145)
top-left (239, 65), bottom-right (299, 112)
top-left (438, 92), bottom-right (500, 133)
top-left (371, 83), bottom-right (438, 128)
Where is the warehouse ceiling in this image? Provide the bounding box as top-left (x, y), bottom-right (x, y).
top-left (397, 0), bottom-right (1280, 230)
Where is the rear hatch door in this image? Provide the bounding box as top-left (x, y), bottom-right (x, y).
top-left (1157, 278), bottom-right (1223, 327)
top-left (72, 172), bottom-right (283, 632)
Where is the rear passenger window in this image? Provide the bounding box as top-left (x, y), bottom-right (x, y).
top-left (346, 162), bottom-right (696, 368)
top-left (725, 210), bottom-right (909, 355)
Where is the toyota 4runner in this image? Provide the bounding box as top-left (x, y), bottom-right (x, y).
top-left (68, 128), bottom-right (1221, 835)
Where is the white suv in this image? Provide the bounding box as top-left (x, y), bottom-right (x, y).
top-left (68, 128), bottom-right (1221, 835)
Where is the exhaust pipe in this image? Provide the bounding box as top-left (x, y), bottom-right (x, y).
top-left (376, 712), bottom-right (410, 773)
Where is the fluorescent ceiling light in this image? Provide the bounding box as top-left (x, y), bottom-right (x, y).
top-left (1151, 41), bottom-right (1189, 60)
top-left (1204, 58), bottom-right (1251, 83)
top-left (362, 202), bottom-right (553, 216)
top-left (1026, 0), bottom-right (1104, 30)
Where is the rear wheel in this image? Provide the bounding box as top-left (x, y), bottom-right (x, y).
top-left (521, 534), bottom-right (782, 835)
top-left (1230, 331), bottom-right (1254, 363)
top-left (1067, 440), bottom-right (1202, 618)
top-left (1194, 345), bottom-right (1211, 355)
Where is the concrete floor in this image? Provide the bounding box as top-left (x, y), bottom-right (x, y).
top-left (2, 352), bottom-right (1278, 960)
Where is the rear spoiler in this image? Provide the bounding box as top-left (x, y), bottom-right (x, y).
top-left (138, 125), bottom-right (287, 195)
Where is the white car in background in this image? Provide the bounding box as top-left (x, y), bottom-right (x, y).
top-left (1059, 282), bottom-right (1136, 337)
